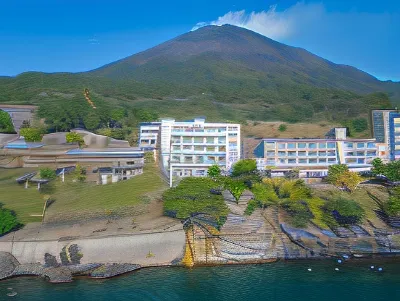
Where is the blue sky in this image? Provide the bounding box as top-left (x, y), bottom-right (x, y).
top-left (0, 0), bottom-right (399, 81)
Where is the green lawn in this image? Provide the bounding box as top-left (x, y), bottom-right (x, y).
top-left (0, 164), bottom-right (168, 224)
top-left (45, 163), bottom-right (168, 220)
top-left (0, 168), bottom-right (44, 224)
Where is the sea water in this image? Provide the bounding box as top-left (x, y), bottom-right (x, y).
top-left (0, 260), bottom-right (399, 300)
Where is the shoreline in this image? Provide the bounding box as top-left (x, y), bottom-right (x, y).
top-left (2, 254), bottom-right (400, 284)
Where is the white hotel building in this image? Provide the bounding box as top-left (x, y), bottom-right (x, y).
top-left (156, 118), bottom-right (241, 186)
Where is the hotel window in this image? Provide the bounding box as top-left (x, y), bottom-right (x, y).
top-left (345, 142), bottom-right (354, 149)
top-left (172, 146), bottom-right (181, 151)
top-left (327, 142), bottom-right (336, 148)
top-left (346, 158), bottom-right (357, 164)
top-left (267, 151), bottom-right (276, 156)
top-left (298, 143), bottom-right (306, 149)
top-left (194, 146), bottom-right (204, 152)
top-left (357, 158), bottom-right (365, 164)
top-left (265, 142), bottom-right (275, 149)
top-left (267, 159), bottom-right (276, 165)
top-left (184, 156), bottom-right (193, 163)
top-left (183, 138), bottom-right (192, 143)
top-left (172, 156), bottom-right (180, 162)
top-left (206, 137), bottom-right (215, 144)
top-left (183, 145), bottom-right (192, 151)
top-left (279, 158), bottom-right (286, 164)
top-left (308, 143), bottom-right (317, 149)
top-left (194, 137), bottom-right (204, 143)
top-left (346, 151), bottom-right (354, 156)
top-left (308, 158), bottom-right (317, 164)
top-left (318, 143), bottom-right (327, 149)
top-left (298, 159), bottom-right (307, 164)
top-left (328, 158), bottom-right (336, 163)
top-left (367, 142), bottom-right (376, 148)
top-left (206, 146), bottom-right (215, 152)
top-left (308, 151), bottom-right (317, 156)
top-left (288, 151), bottom-right (296, 157)
top-left (278, 151), bottom-right (286, 157)
top-left (327, 150), bottom-right (336, 156)
top-left (288, 159), bottom-right (296, 164)
top-left (298, 151), bottom-right (307, 157)
top-left (319, 158), bottom-right (327, 163)
top-left (288, 143), bottom-right (296, 149)
top-left (219, 146), bottom-right (226, 152)
top-left (278, 143), bottom-right (286, 149)
top-left (367, 151), bottom-right (376, 157)
top-left (318, 151), bottom-right (327, 156)
top-left (357, 143), bottom-right (365, 149)
top-left (356, 151), bottom-right (365, 156)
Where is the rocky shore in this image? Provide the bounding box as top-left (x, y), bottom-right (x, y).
top-left (0, 251), bottom-right (143, 283)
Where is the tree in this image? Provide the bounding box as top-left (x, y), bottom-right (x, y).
top-left (352, 118), bottom-right (368, 132)
top-left (66, 132), bottom-right (84, 147)
top-left (20, 127), bottom-right (44, 142)
top-left (39, 168), bottom-right (56, 179)
top-left (207, 164), bottom-right (221, 178)
top-left (83, 111), bottom-right (101, 130)
top-left (371, 159), bottom-right (400, 182)
top-left (325, 198), bottom-right (365, 225)
top-left (0, 204), bottom-right (22, 236)
top-left (371, 158), bottom-right (386, 176)
top-left (110, 108), bottom-right (126, 122)
top-left (227, 181), bottom-right (246, 202)
top-left (251, 183), bottom-right (278, 208)
top-left (231, 159), bottom-right (257, 177)
top-left (0, 110), bottom-right (15, 133)
top-left (334, 170), bottom-right (362, 192)
top-left (326, 164), bottom-right (349, 184)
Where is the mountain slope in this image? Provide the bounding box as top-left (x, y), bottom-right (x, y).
top-left (0, 25), bottom-right (397, 128)
top-left (90, 25), bottom-right (400, 101)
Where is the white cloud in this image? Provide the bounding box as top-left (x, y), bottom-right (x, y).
top-left (192, 2), bottom-right (325, 40)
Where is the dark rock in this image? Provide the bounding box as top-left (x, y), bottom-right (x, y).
top-left (44, 253), bottom-right (59, 267)
top-left (59, 246), bottom-right (69, 265)
top-left (0, 252), bottom-right (19, 280)
top-left (68, 244), bottom-right (83, 264)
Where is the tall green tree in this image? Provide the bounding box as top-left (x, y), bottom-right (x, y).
top-left (231, 159), bottom-right (257, 177)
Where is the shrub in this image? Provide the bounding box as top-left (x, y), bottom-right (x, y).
top-left (39, 168), bottom-right (56, 179)
top-left (231, 159), bottom-right (257, 177)
top-left (0, 204), bottom-right (22, 236)
top-left (244, 200), bottom-right (258, 216)
top-left (66, 132), bottom-right (84, 146)
top-left (384, 187), bottom-right (400, 216)
top-left (207, 164), bottom-right (221, 178)
top-left (20, 127), bottom-right (44, 142)
top-left (74, 164), bottom-right (86, 182)
top-left (324, 198), bottom-right (365, 225)
top-left (278, 124), bottom-right (287, 132)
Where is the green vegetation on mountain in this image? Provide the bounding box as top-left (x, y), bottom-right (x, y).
top-left (0, 25), bottom-right (397, 130)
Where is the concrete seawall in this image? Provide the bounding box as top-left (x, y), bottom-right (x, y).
top-left (0, 230), bottom-right (186, 266)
